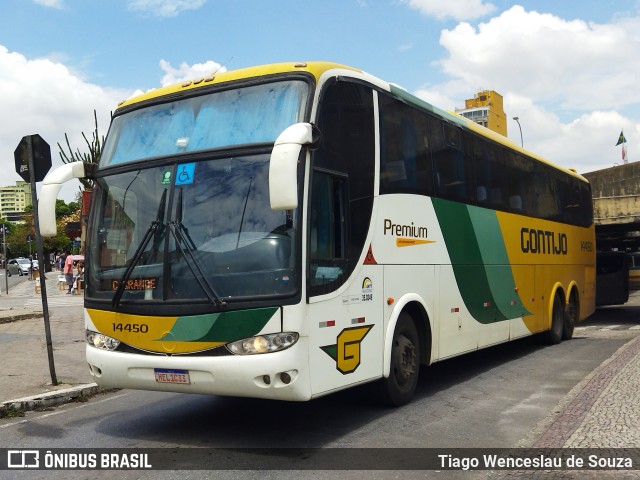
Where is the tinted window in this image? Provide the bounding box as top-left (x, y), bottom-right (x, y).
top-left (379, 94), bottom-right (434, 195)
top-left (309, 80), bottom-right (375, 296)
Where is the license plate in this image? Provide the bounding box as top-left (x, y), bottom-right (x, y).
top-left (154, 368), bottom-right (190, 385)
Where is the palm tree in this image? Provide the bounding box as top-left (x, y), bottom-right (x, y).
top-left (57, 110), bottom-right (106, 189)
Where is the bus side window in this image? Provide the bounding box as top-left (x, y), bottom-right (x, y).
top-left (379, 93), bottom-right (434, 195)
top-left (309, 172), bottom-right (346, 287)
top-left (432, 121), bottom-right (473, 203)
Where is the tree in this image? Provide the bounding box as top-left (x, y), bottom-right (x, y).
top-left (58, 109), bottom-right (105, 189)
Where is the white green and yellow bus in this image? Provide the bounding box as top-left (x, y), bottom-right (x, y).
top-left (39, 62), bottom-right (595, 406)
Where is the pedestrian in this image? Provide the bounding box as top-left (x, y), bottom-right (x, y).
top-left (71, 262), bottom-right (84, 294)
top-left (64, 250), bottom-right (74, 294)
top-left (57, 251), bottom-right (65, 272)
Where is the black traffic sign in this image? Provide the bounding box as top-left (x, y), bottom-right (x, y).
top-left (14, 134), bottom-right (52, 183)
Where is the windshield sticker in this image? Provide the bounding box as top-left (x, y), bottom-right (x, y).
top-left (112, 279), bottom-right (157, 291)
top-left (161, 169), bottom-right (172, 185)
top-left (175, 163), bottom-right (195, 185)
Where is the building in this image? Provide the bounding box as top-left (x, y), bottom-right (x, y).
top-left (455, 90), bottom-right (507, 137)
top-left (0, 181), bottom-right (32, 222)
top-left (583, 163), bottom-right (640, 252)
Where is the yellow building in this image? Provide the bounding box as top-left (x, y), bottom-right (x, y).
top-left (0, 181), bottom-right (32, 222)
top-left (455, 90), bottom-right (507, 137)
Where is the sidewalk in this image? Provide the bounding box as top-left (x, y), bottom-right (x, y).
top-left (1, 277), bottom-right (640, 458)
top-left (0, 272), bottom-right (101, 416)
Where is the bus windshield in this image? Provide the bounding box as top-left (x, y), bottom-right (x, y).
top-left (101, 80), bottom-right (309, 167)
top-left (87, 153), bottom-right (298, 306)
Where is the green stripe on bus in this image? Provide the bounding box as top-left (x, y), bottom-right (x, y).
top-left (158, 307), bottom-right (278, 342)
top-left (432, 198), bottom-right (529, 323)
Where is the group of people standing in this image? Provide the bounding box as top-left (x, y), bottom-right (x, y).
top-left (54, 250), bottom-right (84, 294)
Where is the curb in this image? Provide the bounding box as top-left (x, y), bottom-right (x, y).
top-left (0, 311), bottom-right (43, 325)
top-left (517, 335), bottom-right (640, 448)
top-left (0, 384), bottom-right (108, 417)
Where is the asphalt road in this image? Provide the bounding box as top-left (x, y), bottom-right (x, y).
top-left (0, 305), bottom-right (636, 480)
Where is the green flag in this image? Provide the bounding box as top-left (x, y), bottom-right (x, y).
top-left (616, 131), bottom-right (627, 146)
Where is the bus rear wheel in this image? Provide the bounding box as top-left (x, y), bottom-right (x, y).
top-left (380, 312), bottom-right (420, 407)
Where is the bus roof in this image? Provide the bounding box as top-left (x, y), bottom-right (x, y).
top-left (115, 61), bottom-right (587, 183)
top-left (116, 61), bottom-right (360, 110)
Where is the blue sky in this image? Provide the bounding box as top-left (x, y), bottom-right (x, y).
top-left (2, 0), bottom-right (640, 200)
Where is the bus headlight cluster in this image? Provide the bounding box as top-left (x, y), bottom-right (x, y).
top-left (226, 332), bottom-right (299, 355)
top-left (86, 330), bottom-right (120, 351)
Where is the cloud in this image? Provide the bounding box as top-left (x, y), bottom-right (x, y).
top-left (0, 45), bottom-right (132, 201)
top-left (32, 0), bottom-right (63, 8)
top-left (127, 0), bottom-right (207, 18)
top-left (159, 59), bottom-right (226, 86)
top-left (415, 5), bottom-right (640, 174)
top-left (402, 0), bottom-right (496, 21)
top-left (438, 6), bottom-right (640, 112)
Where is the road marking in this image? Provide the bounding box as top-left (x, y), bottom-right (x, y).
top-left (630, 326), bottom-right (640, 330)
top-left (598, 325), bottom-right (621, 331)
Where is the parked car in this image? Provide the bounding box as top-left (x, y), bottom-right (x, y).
top-left (6, 258), bottom-right (33, 276)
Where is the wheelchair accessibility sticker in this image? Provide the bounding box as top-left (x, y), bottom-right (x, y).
top-left (175, 163), bottom-right (195, 185)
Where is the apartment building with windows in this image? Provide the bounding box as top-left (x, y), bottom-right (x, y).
top-left (0, 181), bottom-right (32, 222)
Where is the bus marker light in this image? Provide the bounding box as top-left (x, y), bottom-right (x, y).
top-left (387, 297), bottom-right (394, 305)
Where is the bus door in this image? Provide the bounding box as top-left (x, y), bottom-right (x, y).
top-left (305, 78), bottom-right (381, 397)
top-left (307, 265), bottom-right (383, 397)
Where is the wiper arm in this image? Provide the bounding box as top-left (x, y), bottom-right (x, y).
top-left (169, 221), bottom-right (226, 307)
top-left (112, 189), bottom-right (167, 308)
top-left (175, 188), bottom-right (197, 251)
top-left (170, 188), bottom-right (225, 306)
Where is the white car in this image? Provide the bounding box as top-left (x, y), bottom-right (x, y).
top-left (6, 258), bottom-right (33, 276)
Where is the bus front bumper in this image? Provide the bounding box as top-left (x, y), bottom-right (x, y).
top-left (85, 338), bottom-right (312, 401)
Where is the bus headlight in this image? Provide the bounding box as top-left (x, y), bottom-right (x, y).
top-left (86, 330), bottom-right (120, 351)
top-left (226, 332), bottom-right (299, 355)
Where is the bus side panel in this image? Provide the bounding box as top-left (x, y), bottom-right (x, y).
top-left (509, 264), bottom-right (542, 338)
top-left (382, 264), bottom-right (437, 360)
top-left (437, 265), bottom-right (479, 358)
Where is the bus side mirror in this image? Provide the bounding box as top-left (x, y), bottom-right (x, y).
top-left (269, 123), bottom-right (319, 211)
top-left (38, 162), bottom-right (87, 236)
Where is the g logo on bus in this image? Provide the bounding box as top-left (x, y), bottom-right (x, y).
top-left (321, 325), bottom-right (373, 374)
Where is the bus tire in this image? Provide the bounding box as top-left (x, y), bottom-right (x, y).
top-left (544, 293), bottom-right (564, 345)
top-left (380, 312), bottom-right (420, 407)
top-left (563, 290), bottom-right (578, 340)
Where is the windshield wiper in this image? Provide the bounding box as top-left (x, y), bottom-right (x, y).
top-left (170, 188), bottom-right (226, 306)
top-left (112, 189), bottom-right (167, 308)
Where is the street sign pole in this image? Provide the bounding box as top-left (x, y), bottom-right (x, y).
top-left (2, 227), bottom-right (7, 295)
top-left (24, 135), bottom-right (57, 386)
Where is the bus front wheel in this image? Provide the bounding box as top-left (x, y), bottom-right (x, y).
top-left (380, 312), bottom-right (420, 407)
